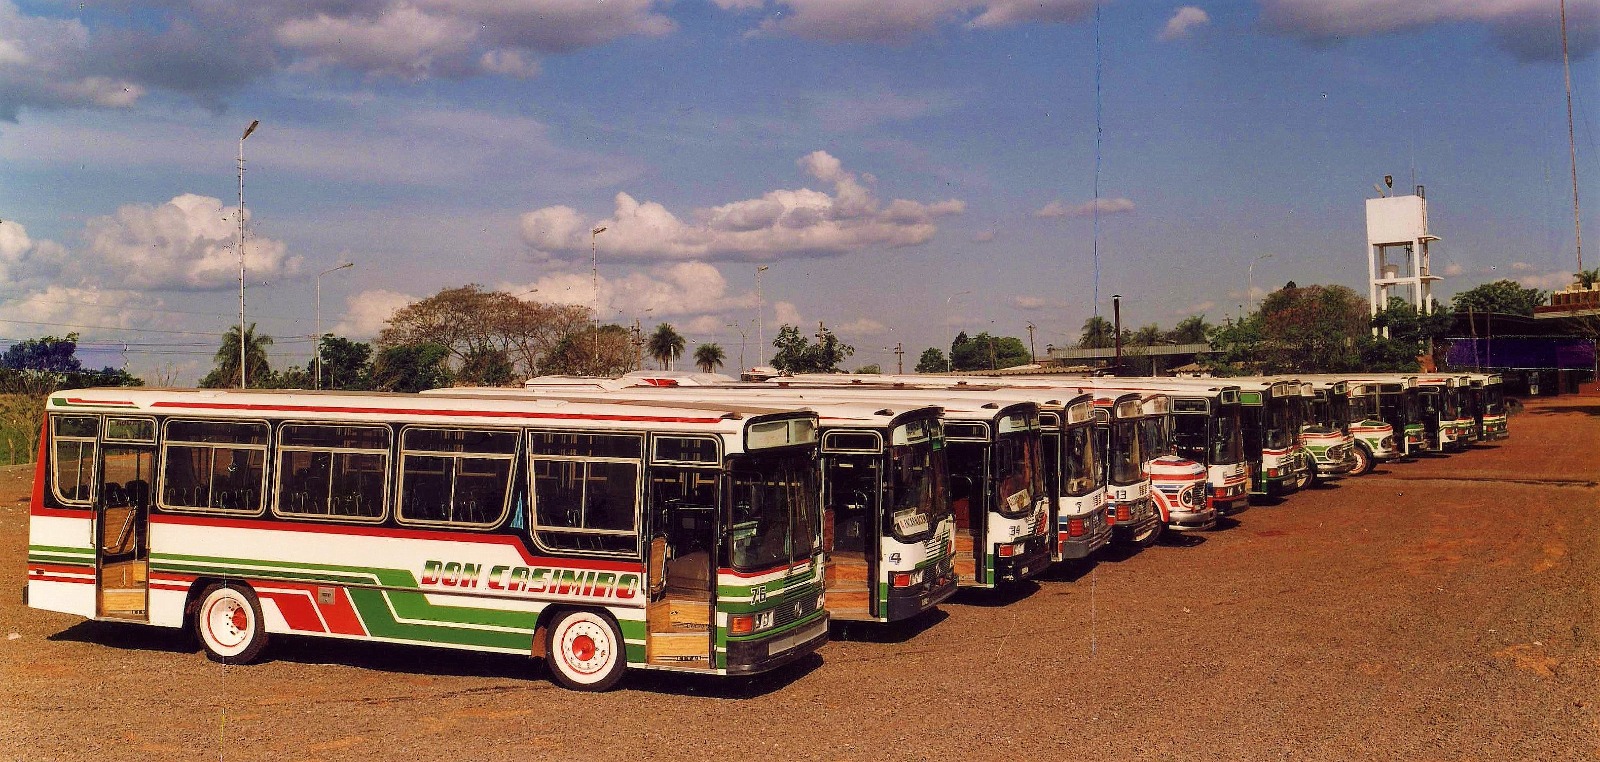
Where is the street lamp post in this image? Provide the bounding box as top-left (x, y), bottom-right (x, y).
top-left (1248, 253), bottom-right (1274, 312)
top-left (755, 265), bottom-right (770, 364)
top-left (727, 322), bottom-right (748, 375)
top-left (590, 226), bottom-right (607, 370)
top-left (944, 290), bottom-right (971, 372)
top-left (314, 262), bottom-right (354, 390)
top-left (236, 119), bottom-right (259, 389)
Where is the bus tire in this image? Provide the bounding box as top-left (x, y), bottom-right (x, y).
top-left (546, 609), bottom-right (626, 691)
top-left (1133, 518), bottom-right (1163, 547)
top-left (194, 583), bottom-right (268, 665)
top-left (1350, 445), bottom-right (1374, 476)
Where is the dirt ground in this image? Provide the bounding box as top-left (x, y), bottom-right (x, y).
top-left (2, 398), bottom-right (1596, 762)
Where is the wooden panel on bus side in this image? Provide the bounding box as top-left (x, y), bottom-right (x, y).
top-left (824, 553), bottom-right (871, 619)
top-left (952, 529), bottom-right (977, 584)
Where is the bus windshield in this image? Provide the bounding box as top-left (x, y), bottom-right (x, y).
top-left (1327, 394), bottom-right (1350, 433)
top-left (1264, 400), bottom-right (1293, 450)
top-left (1139, 416), bottom-right (1173, 459)
top-left (885, 431), bottom-right (948, 542)
top-left (1103, 420), bottom-right (1144, 486)
top-left (1210, 407), bottom-right (1245, 465)
top-left (1172, 413), bottom-right (1208, 464)
top-left (1484, 385), bottom-right (1505, 415)
top-left (1348, 393), bottom-right (1374, 422)
top-left (1442, 391), bottom-right (1460, 419)
top-left (1061, 425), bottom-right (1099, 496)
top-left (728, 450), bottom-right (820, 572)
top-left (992, 431), bottom-right (1043, 519)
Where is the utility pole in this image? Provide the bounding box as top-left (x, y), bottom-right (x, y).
top-left (894, 342), bottom-right (904, 374)
top-left (236, 119), bottom-right (259, 389)
top-left (756, 265), bottom-right (770, 362)
top-left (1025, 322), bottom-right (1036, 364)
top-left (590, 226), bottom-right (607, 370)
top-left (816, 321), bottom-right (827, 371)
top-left (631, 319), bottom-right (644, 372)
top-left (1112, 294), bottom-right (1123, 375)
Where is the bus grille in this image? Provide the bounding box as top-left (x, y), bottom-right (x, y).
top-left (774, 589), bottom-right (821, 628)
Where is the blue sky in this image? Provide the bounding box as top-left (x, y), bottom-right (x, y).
top-left (0, 0), bottom-right (1595, 379)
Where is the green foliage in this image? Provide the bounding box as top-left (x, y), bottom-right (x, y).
top-left (2, 333), bottom-right (81, 372)
top-left (460, 348), bottom-right (517, 386)
top-left (1129, 324), bottom-right (1163, 346)
top-left (369, 343), bottom-right (452, 392)
top-left (1167, 315), bottom-right (1212, 344)
top-left (855, 364), bottom-right (882, 374)
top-left (1359, 297), bottom-right (1454, 371)
top-left (647, 324), bottom-right (686, 369)
top-left (1209, 283), bottom-right (1371, 374)
top-left (200, 323), bottom-right (274, 388)
top-left (1450, 279), bottom-right (1547, 317)
top-left (542, 324), bottom-right (636, 377)
top-left (950, 332), bottom-right (1030, 371)
top-left (693, 343), bottom-right (726, 373)
top-left (1079, 316), bottom-right (1115, 349)
top-left (317, 336), bottom-right (373, 390)
top-left (770, 324), bottom-right (854, 373)
top-left (1578, 269), bottom-right (1600, 289)
top-left (914, 347), bottom-right (947, 373)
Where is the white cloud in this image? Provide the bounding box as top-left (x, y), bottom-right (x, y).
top-left (334, 289), bottom-right (417, 338)
top-left (0, 220), bottom-right (67, 284)
top-left (972, 230), bottom-right (997, 243)
top-left (1509, 261), bottom-right (1535, 272)
top-left (502, 261), bottom-right (757, 320)
top-left (773, 301), bottom-right (804, 327)
top-left (82, 194), bottom-right (303, 291)
top-left (0, 285), bottom-right (165, 339)
top-left (837, 318), bottom-right (888, 336)
top-left (1261, 0), bottom-right (1598, 62)
top-left (1036, 197), bottom-right (1136, 219)
top-left (520, 151), bottom-right (964, 262)
top-left (1517, 271), bottom-right (1572, 290)
top-left (0, 0), bottom-right (146, 119)
top-left (277, 7), bottom-right (479, 79)
top-left (810, 89), bottom-right (959, 132)
top-left (1159, 6), bottom-right (1211, 41)
top-left (1013, 295), bottom-right (1048, 310)
top-left (1441, 262), bottom-right (1465, 277)
top-left (733, 0), bottom-right (1095, 43)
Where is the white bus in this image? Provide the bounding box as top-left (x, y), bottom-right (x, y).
top-left (438, 384), bottom-right (961, 624)
top-left (25, 388), bottom-right (828, 691)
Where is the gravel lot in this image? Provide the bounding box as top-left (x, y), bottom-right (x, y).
top-left (3, 396), bottom-right (1596, 761)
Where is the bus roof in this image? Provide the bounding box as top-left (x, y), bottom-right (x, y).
top-left (433, 385), bottom-right (941, 431)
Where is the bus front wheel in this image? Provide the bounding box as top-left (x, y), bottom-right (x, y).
top-left (194, 583), bottom-right (268, 665)
top-left (1350, 445), bottom-right (1374, 476)
top-left (546, 610), bottom-right (626, 691)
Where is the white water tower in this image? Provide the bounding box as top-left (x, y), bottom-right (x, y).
top-left (1366, 182), bottom-right (1441, 331)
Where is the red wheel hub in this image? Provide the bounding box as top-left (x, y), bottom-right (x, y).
top-left (230, 607), bottom-right (248, 632)
top-left (571, 634), bottom-right (596, 661)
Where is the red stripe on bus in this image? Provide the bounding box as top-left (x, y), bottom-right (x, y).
top-left (320, 587), bottom-right (367, 636)
top-left (718, 561), bottom-right (811, 580)
top-left (28, 562), bottom-right (93, 575)
top-left (144, 399), bottom-right (723, 424)
top-left (30, 506), bottom-right (91, 518)
top-left (148, 513), bottom-right (641, 572)
top-left (258, 588), bottom-right (327, 633)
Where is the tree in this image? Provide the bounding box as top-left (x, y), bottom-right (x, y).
top-left (1079, 316), bottom-right (1115, 349)
top-left (1166, 315), bottom-right (1212, 344)
top-left (1450, 280), bottom-right (1547, 317)
top-left (855, 364), bottom-right (882, 374)
top-left (770, 324), bottom-right (854, 373)
top-left (1360, 297), bottom-right (1454, 371)
top-left (368, 343), bottom-right (451, 392)
top-left (1254, 284), bottom-right (1369, 372)
top-left (915, 347), bottom-right (947, 373)
top-left (542, 324), bottom-right (636, 377)
top-left (693, 343), bottom-right (726, 373)
top-left (1129, 324), bottom-right (1164, 347)
top-left (200, 323), bottom-right (273, 388)
top-left (460, 348), bottom-right (516, 386)
top-left (377, 285), bottom-right (591, 379)
top-left (647, 324), bottom-right (686, 370)
top-left (2, 334), bottom-right (82, 373)
top-left (1578, 269), bottom-right (1600, 289)
top-left (317, 336), bottom-right (373, 390)
top-left (950, 332), bottom-right (1030, 371)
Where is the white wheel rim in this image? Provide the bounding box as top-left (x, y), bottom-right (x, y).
top-left (202, 591), bottom-right (254, 657)
top-left (555, 615), bottom-right (617, 685)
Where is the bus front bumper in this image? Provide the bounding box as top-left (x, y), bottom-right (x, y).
top-left (1166, 505), bottom-right (1217, 532)
top-left (995, 535), bottom-right (1051, 582)
top-left (884, 569), bottom-right (959, 622)
top-left (724, 613), bottom-right (830, 675)
top-left (1055, 511), bottom-right (1112, 560)
top-left (1210, 492), bottom-right (1249, 516)
top-left (1110, 502), bottom-right (1161, 544)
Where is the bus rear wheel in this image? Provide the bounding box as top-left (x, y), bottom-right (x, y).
top-left (546, 610), bottom-right (626, 691)
top-left (194, 583), bottom-right (268, 665)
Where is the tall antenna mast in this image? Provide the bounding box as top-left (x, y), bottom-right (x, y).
top-left (237, 119), bottom-right (258, 389)
top-left (1561, 0), bottom-right (1584, 273)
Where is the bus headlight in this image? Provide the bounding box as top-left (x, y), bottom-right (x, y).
top-left (729, 610), bottom-right (775, 636)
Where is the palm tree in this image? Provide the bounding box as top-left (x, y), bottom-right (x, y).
top-left (1167, 315), bottom-right (1213, 344)
top-left (202, 323), bottom-right (274, 388)
top-left (694, 343), bottom-right (726, 373)
top-left (1130, 323), bottom-right (1164, 347)
top-left (647, 323), bottom-right (686, 370)
top-left (1078, 316), bottom-right (1115, 349)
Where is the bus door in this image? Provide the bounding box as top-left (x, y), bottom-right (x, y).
top-left (95, 417), bottom-right (156, 621)
top-left (645, 463), bottom-right (718, 668)
top-left (820, 451), bottom-right (880, 620)
top-left (1417, 390), bottom-right (1442, 449)
top-left (944, 438), bottom-right (988, 585)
